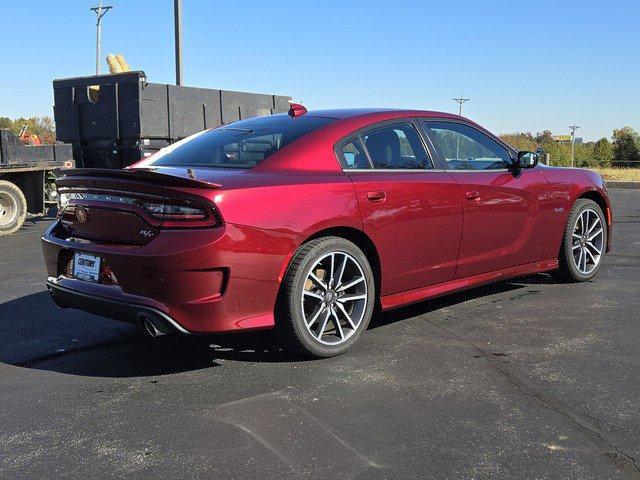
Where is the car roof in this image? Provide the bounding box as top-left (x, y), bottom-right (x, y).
top-left (253, 108), bottom-right (513, 173)
top-left (304, 108), bottom-right (463, 121)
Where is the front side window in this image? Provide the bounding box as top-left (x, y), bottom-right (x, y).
top-left (149, 115), bottom-right (336, 169)
top-left (420, 120), bottom-right (512, 170)
top-left (361, 123), bottom-right (431, 170)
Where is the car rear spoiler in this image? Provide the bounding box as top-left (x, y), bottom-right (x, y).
top-left (53, 168), bottom-right (222, 189)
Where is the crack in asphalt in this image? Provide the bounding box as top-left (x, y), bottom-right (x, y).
top-left (422, 316), bottom-right (640, 479)
top-left (474, 289), bottom-right (541, 306)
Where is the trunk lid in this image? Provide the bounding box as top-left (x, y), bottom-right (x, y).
top-left (55, 168), bottom-right (222, 245)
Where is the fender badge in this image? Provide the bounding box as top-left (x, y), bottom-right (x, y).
top-left (75, 207), bottom-right (88, 223)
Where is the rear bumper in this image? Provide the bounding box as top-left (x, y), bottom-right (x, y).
top-left (42, 219), bottom-right (295, 334)
top-left (46, 277), bottom-right (188, 334)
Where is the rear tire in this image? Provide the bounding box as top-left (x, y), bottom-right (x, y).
top-left (275, 236), bottom-right (375, 358)
top-left (553, 199), bottom-right (606, 282)
top-left (0, 180), bottom-right (27, 236)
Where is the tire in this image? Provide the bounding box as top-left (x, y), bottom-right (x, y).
top-left (0, 180), bottom-right (27, 236)
top-left (275, 236), bottom-right (376, 358)
top-left (553, 198), bottom-right (607, 282)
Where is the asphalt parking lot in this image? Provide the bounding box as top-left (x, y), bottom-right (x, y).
top-left (1, 188), bottom-right (638, 479)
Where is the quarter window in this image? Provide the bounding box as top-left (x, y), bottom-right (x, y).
top-left (362, 123), bottom-right (431, 170)
top-left (421, 121), bottom-right (512, 170)
top-left (340, 138), bottom-right (370, 169)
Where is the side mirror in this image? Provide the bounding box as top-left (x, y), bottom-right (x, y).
top-left (516, 151), bottom-right (539, 169)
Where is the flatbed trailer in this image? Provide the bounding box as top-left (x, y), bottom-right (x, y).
top-left (0, 129), bottom-right (74, 235)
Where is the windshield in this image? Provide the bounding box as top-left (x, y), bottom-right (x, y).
top-left (148, 114), bottom-right (336, 169)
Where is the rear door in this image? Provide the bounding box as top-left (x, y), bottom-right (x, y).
top-left (338, 120), bottom-right (462, 296)
top-left (419, 119), bottom-right (551, 279)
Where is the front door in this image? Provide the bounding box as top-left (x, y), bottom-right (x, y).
top-left (419, 119), bottom-right (551, 279)
top-left (337, 120), bottom-right (463, 296)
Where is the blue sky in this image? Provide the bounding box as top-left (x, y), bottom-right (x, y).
top-left (1, 0), bottom-right (638, 140)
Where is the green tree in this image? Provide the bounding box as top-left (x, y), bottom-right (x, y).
top-left (612, 127), bottom-right (640, 167)
top-left (499, 132), bottom-right (537, 151)
top-left (543, 141), bottom-right (572, 166)
top-left (592, 138), bottom-right (613, 167)
top-left (574, 142), bottom-right (598, 167)
top-left (0, 117), bottom-right (13, 130)
top-left (0, 116), bottom-right (56, 143)
top-left (535, 130), bottom-right (554, 144)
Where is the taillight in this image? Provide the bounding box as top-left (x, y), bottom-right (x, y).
top-left (56, 190), bottom-right (220, 229)
top-left (143, 202), bottom-right (205, 220)
top-left (142, 201), bottom-right (217, 228)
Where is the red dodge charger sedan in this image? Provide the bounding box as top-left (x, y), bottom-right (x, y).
top-left (42, 106), bottom-right (612, 357)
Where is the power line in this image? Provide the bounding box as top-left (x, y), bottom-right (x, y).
top-left (453, 96), bottom-right (470, 116)
top-left (569, 124), bottom-right (580, 167)
top-left (90, 1), bottom-right (114, 75)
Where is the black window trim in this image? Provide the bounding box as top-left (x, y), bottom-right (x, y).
top-left (334, 118), bottom-right (437, 172)
top-left (417, 117), bottom-right (517, 172)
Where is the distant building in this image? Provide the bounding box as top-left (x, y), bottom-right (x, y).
top-left (552, 134), bottom-right (583, 144)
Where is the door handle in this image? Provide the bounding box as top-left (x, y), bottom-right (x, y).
top-left (465, 190), bottom-right (481, 202)
top-left (366, 190), bottom-right (386, 202)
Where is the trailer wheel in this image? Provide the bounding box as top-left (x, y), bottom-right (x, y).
top-left (0, 180), bottom-right (27, 236)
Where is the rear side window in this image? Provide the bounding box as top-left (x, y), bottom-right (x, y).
top-left (149, 115), bottom-right (336, 169)
top-left (362, 123), bottom-right (431, 169)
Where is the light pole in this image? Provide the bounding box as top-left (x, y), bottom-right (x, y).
top-left (174, 0), bottom-right (183, 85)
top-left (90, 1), bottom-right (114, 75)
top-left (453, 97), bottom-right (470, 159)
top-left (569, 124), bottom-right (580, 167)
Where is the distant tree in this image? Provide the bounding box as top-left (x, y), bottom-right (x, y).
top-left (574, 142), bottom-right (597, 167)
top-left (612, 127), bottom-right (640, 167)
top-left (543, 141), bottom-right (572, 166)
top-left (0, 117), bottom-right (13, 129)
top-left (535, 130), bottom-right (554, 144)
top-left (499, 131), bottom-right (576, 166)
top-left (592, 138), bottom-right (613, 167)
top-left (499, 132), bottom-right (537, 151)
top-left (0, 116), bottom-right (56, 143)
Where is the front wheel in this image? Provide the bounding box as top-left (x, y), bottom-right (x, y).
top-left (275, 237), bottom-right (375, 358)
top-left (554, 198), bottom-right (607, 282)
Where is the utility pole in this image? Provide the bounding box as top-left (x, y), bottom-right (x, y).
top-left (453, 96), bottom-right (470, 116)
top-left (174, 0), bottom-right (183, 85)
top-left (569, 124), bottom-right (580, 167)
top-left (453, 97), bottom-right (470, 159)
top-left (90, 1), bottom-right (114, 75)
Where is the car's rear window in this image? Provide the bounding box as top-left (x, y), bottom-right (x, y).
top-left (148, 114), bottom-right (336, 169)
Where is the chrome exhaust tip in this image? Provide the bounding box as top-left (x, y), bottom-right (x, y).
top-left (48, 289), bottom-right (66, 309)
top-left (139, 313), bottom-right (171, 338)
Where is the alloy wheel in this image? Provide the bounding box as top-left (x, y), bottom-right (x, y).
top-left (571, 208), bottom-right (604, 275)
top-left (301, 251), bottom-right (368, 346)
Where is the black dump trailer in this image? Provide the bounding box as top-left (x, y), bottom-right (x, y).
top-left (53, 71), bottom-right (292, 168)
top-left (0, 130), bottom-right (74, 235)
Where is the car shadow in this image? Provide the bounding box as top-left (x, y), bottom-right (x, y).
top-left (0, 273), bottom-right (559, 378)
top-left (370, 273), bottom-right (559, 329)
